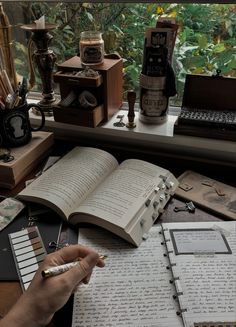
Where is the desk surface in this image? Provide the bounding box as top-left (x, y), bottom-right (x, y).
top-left (0, 197), bottom-right (225, 327)
top-left (0, 144), bottom-right (233, 327)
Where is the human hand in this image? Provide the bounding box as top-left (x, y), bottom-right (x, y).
top-left (0, 244), bottom-right (105, 327)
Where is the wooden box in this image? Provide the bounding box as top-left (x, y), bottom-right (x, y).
top-left (53, 56), bottom-right (123, 127)
top-left (0, 132), bottom-right (54, 189)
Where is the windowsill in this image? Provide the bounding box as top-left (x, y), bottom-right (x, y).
top-left (29, 100), bottom-right (236, 167)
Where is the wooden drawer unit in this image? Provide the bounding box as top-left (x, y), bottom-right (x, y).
top-left (53, 56), bottom-right (123, 127)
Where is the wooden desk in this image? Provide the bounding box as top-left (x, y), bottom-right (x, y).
top-left (0, 147), bottom-right (232, 326)
top-left (0, 196), bottom-right (226, 326)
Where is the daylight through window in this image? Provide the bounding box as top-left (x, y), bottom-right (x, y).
top-left (3, 2), bottom-right (236, 106)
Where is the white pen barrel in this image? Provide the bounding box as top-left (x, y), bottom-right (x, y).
top-left (42, 261), bottom-right (78, 277)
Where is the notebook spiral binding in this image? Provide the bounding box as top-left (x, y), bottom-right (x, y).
top-left (161, 239), bottom-right (170, 245)
top-left (173, 291), bottom-right (184, 298)
top-left (176, 308), bottom-right (188, 316)
top-left (166, 262), bottom-right (176, 269)
top-left (169, 276), bottom-right (180, 283)
top-left (163, 250), bottom-right (174, 256)
top-left (160, 224), bottom-right (188, 318)
top-left (159, 228), bottom-right (168, 234)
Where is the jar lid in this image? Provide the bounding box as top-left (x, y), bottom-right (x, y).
top-left (80, 31), bottom-right (103, 39)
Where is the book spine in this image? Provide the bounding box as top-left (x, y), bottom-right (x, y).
top-left (160, 225), bottom-right (187, 324)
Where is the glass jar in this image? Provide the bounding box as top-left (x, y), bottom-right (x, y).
top-left (79, 31), bottom-right (104, 66)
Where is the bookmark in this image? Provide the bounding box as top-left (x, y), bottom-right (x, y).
top-left (8, 226), bottom-right (47, 291)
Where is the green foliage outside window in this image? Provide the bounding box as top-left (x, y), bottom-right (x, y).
top-left (12, 2), bottom-right (236, 105)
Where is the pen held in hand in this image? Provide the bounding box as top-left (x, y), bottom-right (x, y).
top-left (42, 255), bottom-right (107, 278)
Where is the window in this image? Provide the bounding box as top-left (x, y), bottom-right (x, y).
top-left (3, 2), bottom-right (236, 106)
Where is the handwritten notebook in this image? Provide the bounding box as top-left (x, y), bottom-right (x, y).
top-left (72, 221), bottom-right (236, 327)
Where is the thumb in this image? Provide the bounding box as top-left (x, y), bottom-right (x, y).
top-left (66, 251), bottom-right (99, 285)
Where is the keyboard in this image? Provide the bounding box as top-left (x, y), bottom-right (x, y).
top-left (178, 108), bottom-right (236, 130)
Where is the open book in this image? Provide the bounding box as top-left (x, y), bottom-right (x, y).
top-left (17, 147), bottom-right (178, 246)
top-left (73, 221), bottom-right (236, 327)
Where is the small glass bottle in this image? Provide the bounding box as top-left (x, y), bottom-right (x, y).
top-left (79, 31), bottom-right (104, 66)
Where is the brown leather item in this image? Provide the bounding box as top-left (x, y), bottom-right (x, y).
top-left (175, 170), bottom-right (236, 220)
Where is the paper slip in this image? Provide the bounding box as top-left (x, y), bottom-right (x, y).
top-left (0, 198), bottom-right (25, 231)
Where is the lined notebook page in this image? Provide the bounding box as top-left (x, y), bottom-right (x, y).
top-left (162, 221), bottom-right (236, 327)
top-left (72, 226), bottom-right (183, 327)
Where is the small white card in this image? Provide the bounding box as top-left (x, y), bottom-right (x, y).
top-left (170, 228), bottom-right (231, 255)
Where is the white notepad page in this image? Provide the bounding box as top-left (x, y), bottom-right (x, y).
top-left (72, 226), bottom-right (183, 327)
top-left (163, 221), bottom-right (236, 327)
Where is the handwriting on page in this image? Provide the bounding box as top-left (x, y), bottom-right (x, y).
top-left (72, 227), bottom-right (183, 327)
top-left (170, 228), bottom-right (236, 327)
top-left (169, 229), bottom-right (231, 255)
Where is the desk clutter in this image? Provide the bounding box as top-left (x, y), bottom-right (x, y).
top-left (0, 161), bottom-right (236, 326)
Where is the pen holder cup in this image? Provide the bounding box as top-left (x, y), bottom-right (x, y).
top-left (0, 103), bottom-right (45, 148)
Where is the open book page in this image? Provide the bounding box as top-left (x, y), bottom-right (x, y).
top-left (162, 221), bottom-right (236, 327)
top-left (18, 147), bottom-right (118, 219)
top-left (72, 226), bottom-right (183, 327)
top-left (70, 159), bottom-right (170, 229)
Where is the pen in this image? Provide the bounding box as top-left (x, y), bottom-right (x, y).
top-left (42, 255), bottom-right (107, 278)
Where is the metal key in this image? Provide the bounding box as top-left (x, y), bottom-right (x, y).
top-left (113, 115), bottom-right (125, 127)
top-left (174, 201), bottom-right (195, 213)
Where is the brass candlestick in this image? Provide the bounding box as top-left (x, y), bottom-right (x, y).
top-left (21, 23), bottom-right (57, 116)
